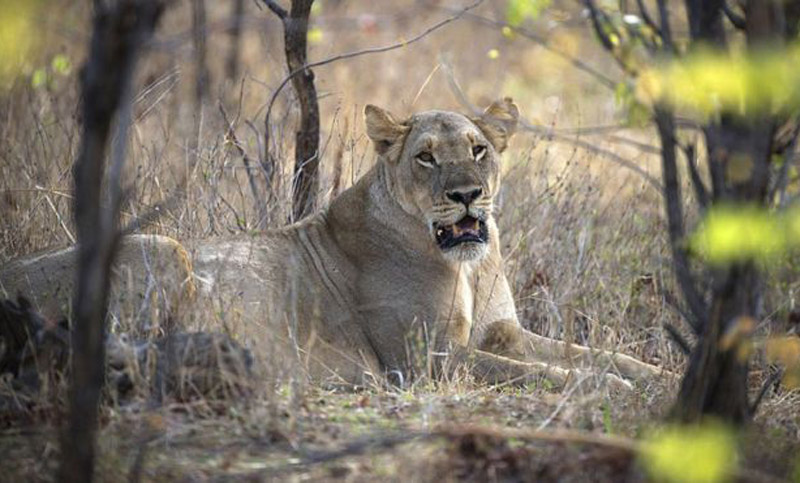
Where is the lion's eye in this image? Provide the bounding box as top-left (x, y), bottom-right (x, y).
top-left (416, 152), bottom-right (435, 168)
top-left (472, 145), bottom-right (487, 161)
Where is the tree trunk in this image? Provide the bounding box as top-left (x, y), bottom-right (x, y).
top-left (226, 0), bottom-right (245, 80)
top-left (58, 2), bottom-right (163, 481)
top-left (672, 267), bottom-right (756, 423)
top-left (284, 0), bottom-right (320, 221)
top-left (668, 114), bottom-right (775, 423)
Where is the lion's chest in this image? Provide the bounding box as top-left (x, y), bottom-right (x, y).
top-left (355, 258), bottom-right (476, 368)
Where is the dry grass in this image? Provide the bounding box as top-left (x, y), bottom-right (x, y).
top-left (0, 0), bottom-right (798, 480)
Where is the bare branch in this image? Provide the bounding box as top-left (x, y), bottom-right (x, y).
top-left (263, 0), bottom-right (485, 170)
top-left (428, 3), bottom-right (618, 90)
top-left (259, 0), bottom-right (287, 20)
top-left (442, 62), bottom-right (664, 191)
top-left (664, 323), bottom-right (692, 354)
top-left (749, 368), bottom-right (782, 415)
top-left (684, 0), bottom-right (727, 45)
top-left (722, 1), bottom-right (746, 30)
top-left (657, 0), bottom-right (674, 48)
top-left (654, 106), bottom-right (707, 333)
top-left (226, 0), bottom-right (245, 79)
top-left (769, 122), bottom-right (800, 204)
top-left (636, 0), bottom-right (663, 37)
top-left (585, 0), bottom-right (616, 51)
top-left (219, 101), bottom-right (268, 228)
top-left (585, 0), bottom-right (641, 75)
top-left (663, 288), bottom-right (702, 331)
top-left (680, 142), bottom-right (710, 208)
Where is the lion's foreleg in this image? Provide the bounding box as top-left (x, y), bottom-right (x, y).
top-left (479, 320), bottom-right (665, 381)
top-left (467, 349), bottom-right (632, 391)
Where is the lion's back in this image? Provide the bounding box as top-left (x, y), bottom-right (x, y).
top-left (0, 234), bottom-right (195, 330)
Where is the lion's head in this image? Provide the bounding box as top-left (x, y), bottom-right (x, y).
top-left (364, 98), bottom-right (519, 262)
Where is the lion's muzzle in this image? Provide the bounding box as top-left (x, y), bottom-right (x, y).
top-left (433, 215), bottom-right (488, 250)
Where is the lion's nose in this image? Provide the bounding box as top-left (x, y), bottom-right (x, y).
top-left (446, 187), bottom-right (483, 205)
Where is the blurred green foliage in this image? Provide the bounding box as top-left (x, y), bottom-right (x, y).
top-left (641, 421), bottom-right (737, 483)
top-left (506, 0), bottom-right (551, 27)
top-left (615, 81), bottom-right (651, 126)
top-left (307, 27), bottom-right (324, 45)
top-left (691, 204), bottom-right (800, 266)
top-left (0, 0), bottom-right (42, 89)
top-left (30, 54), bottom-right (73, 90)
top-left (636, 47), bottom-right (800, 118)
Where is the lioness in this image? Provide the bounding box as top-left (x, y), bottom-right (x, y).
top-left (0, 99), bottom-right (662, 389)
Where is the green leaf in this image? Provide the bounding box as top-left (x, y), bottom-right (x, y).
top-left (51, 54), bottom-right (71, 76)
top-left (614, 81), bottom-right (632, 106)
top-left (31, 68), bottom-right (48, 88)
top-left (506, 0), bottom-right (552, 27)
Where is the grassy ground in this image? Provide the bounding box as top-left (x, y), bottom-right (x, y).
top-left (0, 0), bottom-right (798, 480)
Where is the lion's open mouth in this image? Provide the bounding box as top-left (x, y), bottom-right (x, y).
top-left (434, 215), bottom-right (488, 250)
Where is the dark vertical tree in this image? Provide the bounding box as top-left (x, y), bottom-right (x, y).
top-left (59, 1), bottom-right (164, 480)
top-left (226, 0), bottom-right (246, 80)
top-left (586, 0), bottom-right (800, 423)
top-left (262, 0), bottom-right (320, 221)
top-left (191, 0), bottom-right (209, 102)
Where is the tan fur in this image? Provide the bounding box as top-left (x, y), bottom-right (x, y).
top-left (1, 235), bottom-right (194, 335)
top-left (0, 100), bottom-right (665, 390)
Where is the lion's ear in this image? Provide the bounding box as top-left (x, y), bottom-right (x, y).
top-left (472, 97), bottom-right (519, 153)
top-left (364, 104), bottom-right (409, 156)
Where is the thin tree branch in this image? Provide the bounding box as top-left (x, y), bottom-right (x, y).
top-left (262, 0), bottom-right (485, 167)
top-left (442, 61), bottom-right (664, 191)
top-left (427, 3), bottom-right (618, 90)
top-left (585, 0), bottom-right (640, 75)
top-left (664, 322), bottom-right (692, 354)
top-left (219, 101), bottom-right (268, 228)
top-left (586, 0), bottom-right (616, 51)
top-left (769, 122), bottom-right (800, 204)
top-left (680, 142), bottom-right (710, 208)
top-left (722, 1), bottom-right (746, 30)
top-left (636, 0), bottom-right (663, 37)
top-left (226, 0), bottom-right (245, 79)
top-left (536, 129), bottom-right (663, 190)
top-left (749, 368), bottom-right (782, 414)
top-left (657, 0), bottom-right (674, 49)
top-left (655, 106), bottom-right (707, 333)
top-left (259, 0), bottom-right (287, 20)
top-left (663, 288), bottom-right (702, 333)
